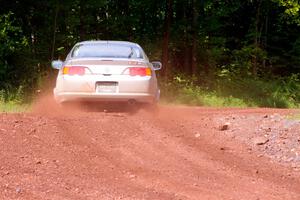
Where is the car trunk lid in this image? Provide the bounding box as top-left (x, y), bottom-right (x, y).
top-left (65, 59), bottom-right (147, 75)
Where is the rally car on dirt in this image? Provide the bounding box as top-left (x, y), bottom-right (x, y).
top-left (51, 40), bottom-right (162, 107)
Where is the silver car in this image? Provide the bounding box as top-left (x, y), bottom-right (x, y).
top-left (51, 41), bottom-right (162, 106)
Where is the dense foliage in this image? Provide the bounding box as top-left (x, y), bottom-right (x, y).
top-left (0, 0), bottom-right (299, 106)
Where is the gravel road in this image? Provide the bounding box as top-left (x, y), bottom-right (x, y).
top-left (0, 98), bottom-right (300, 199)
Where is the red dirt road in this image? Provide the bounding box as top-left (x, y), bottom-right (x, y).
top-left (0, 104), bottom-right (300, 199)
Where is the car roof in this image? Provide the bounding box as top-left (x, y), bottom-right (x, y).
top-left (77, 40), bottom-right (140, 47)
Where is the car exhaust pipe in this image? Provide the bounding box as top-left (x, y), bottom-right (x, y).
top-left (128, 99), bottom-right (136, 105)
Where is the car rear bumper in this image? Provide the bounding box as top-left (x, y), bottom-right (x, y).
top-left (54, 90), bottom-right (155, 103)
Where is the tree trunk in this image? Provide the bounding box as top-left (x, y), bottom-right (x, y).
top-left (253, 0), bottom-right (263, 76)
top-left (191, 0), bottom-right (199, 75)
top-left (183, 1), bottom-right (191, 75)
top-left (79, 1), bottom-right (85, 40)
top-left (51, 4), bottom-right (59, 60)
top-left (263, 5), bottom-right (269, 70)
top-left (161, 0), bottom-right (172, 78)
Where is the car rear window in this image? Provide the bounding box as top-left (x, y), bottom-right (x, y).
top-left (71, 43), bottom-right (143, 59)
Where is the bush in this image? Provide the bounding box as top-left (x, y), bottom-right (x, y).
top-left (0, 12), bottom-right (41, 103)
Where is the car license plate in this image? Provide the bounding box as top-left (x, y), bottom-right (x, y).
top-left (96, 82), bottom-right (117, 93)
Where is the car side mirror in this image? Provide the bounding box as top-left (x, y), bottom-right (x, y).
top-left (51, 60), bottom-right (63, 69)
top-left (151, 61), bottom-right (162, 71)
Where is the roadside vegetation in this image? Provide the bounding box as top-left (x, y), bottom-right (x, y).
top-left (0, 88), bottom-right (30, 112)
top-left (161, 74), bottom-right (300, 108)
top-left (0, 0), bottom-right (300, 110)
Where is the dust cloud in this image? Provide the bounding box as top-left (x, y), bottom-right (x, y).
top-left (31, 92), bottom-right (85, 117)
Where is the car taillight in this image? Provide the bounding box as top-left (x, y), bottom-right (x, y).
top-left (63, 66), bottom-right (87, 75)
top-left (123, 67), bottom-right (152, 76)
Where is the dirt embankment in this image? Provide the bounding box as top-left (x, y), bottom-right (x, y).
top-left (0, 98), bottom-right (300, 199)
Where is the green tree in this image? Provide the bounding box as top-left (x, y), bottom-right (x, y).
top-left (0, 12), bottom-right (27, 88)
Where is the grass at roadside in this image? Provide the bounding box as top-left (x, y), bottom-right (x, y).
top-left (160, 85), bottom-right (248, 107)
top-left (0, 87), bottom-right (31, 112)
top-left (0, 101), bottom-right (30, 113)
top-left (160, 75), bottom-right (300, 108)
